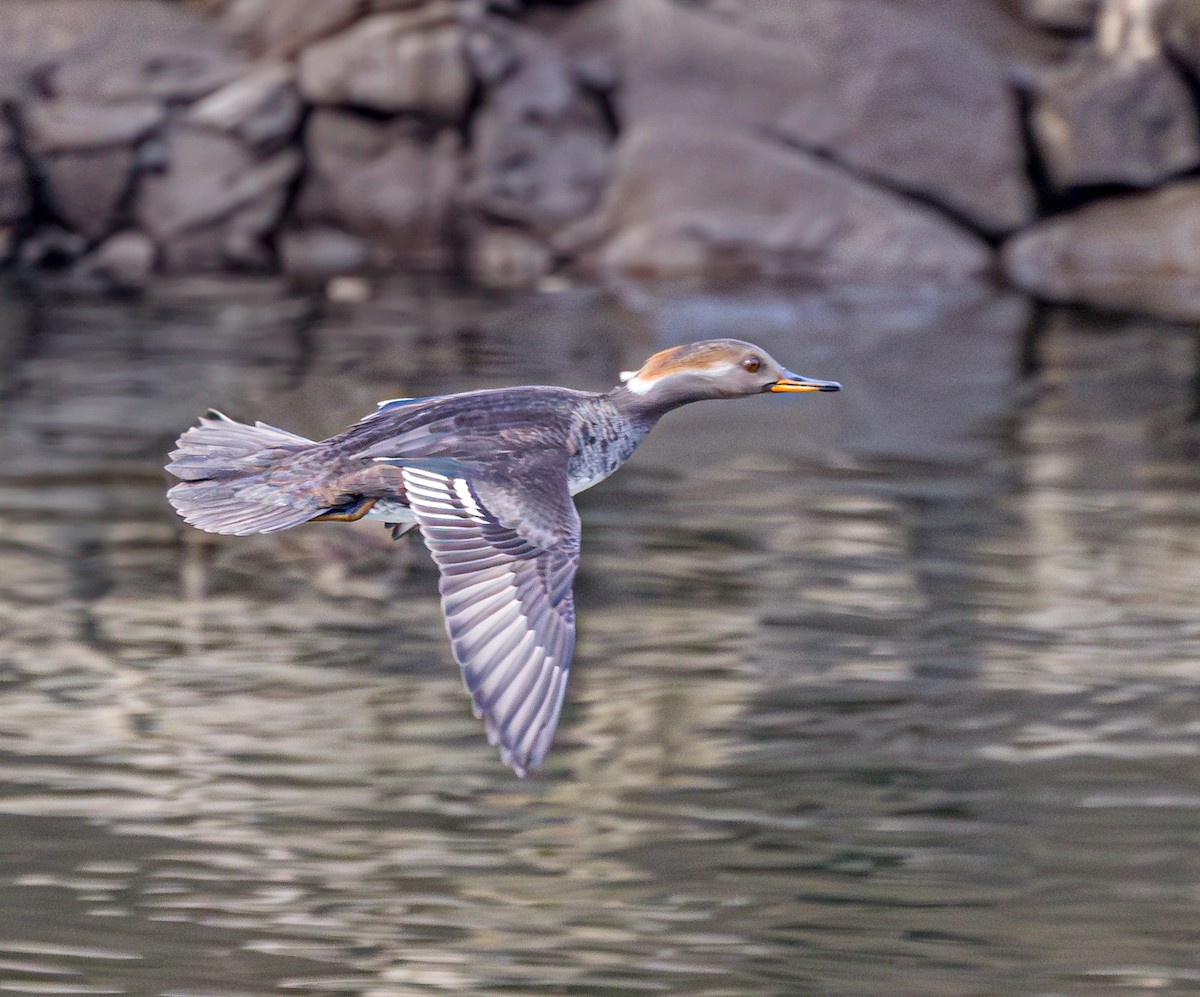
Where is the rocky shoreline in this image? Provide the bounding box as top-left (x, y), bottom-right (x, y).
top-left (2, 0), bottom-right (1200, 318)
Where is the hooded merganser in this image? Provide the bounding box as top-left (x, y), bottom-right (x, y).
top-left (167, 339), bottom-right (840, 775)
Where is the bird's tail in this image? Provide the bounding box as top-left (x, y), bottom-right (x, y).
top-left (165, 411), bottom-right (328, 536)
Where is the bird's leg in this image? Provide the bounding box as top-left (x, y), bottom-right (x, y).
top-left (311, 497), bottom-right (378, 522)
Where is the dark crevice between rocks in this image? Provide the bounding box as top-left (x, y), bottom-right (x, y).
top-left (1012, 79), bottom-right (1058, 218)
top-left (446, 105), bottom-right (479, 278)
top-left (1046, 179), bottom-right (1162, 214)
top-left (267, 103), bottom-right (316, 274)
top-left (338, 102), bottom-right (402, 125)
top-left (339, 103), bottom-right (457, 142)
top-left (583, 78), bottom-right (620, 142)
top-left (452, 67), bottom-right (492, 277)
top-left (487, 0), bottom-right (594, 14)
top-left (759, 124), bottom-right (1009, 251)
top-left (458, 72), bottom-right (489, 154)
top-left (101, 131), bottom-right (168, 255)
top-left (0, 100), bottom-right (54, 269)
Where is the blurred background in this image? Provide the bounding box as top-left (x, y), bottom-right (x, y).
top-left (2, 1), bottom-right (1200, 995)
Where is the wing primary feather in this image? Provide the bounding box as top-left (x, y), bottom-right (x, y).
top-left (448, 588), bottom-right (518, 637)
top-left (527, 666), bottom-right (569, 769)
top-left (503, 654), bottom-right (558, 758)
top-left (453, 599), bottom-right (521, 649)
top-left (473, 632), bottom-right (536, 706)
top-left (455, 616), bottom-right (523, 666)
top-left (439, 555), bottom-right (532, 576)
top-left (463, 625), bottom-right (533, 693)
top-left (442, 572), bottom-right (517, 610)
top-left (525, 665), bottom-right (565, 744)
top-left (492, 646), bottom-right (551, 742)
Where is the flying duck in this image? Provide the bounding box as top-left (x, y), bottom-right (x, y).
top-left (166, 339), bottom-right (840, 775)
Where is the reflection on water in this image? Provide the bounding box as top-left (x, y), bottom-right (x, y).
top-left (1, 278), bottom-right (1199, 996)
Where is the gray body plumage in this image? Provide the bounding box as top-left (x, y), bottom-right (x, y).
top-left (337, 391), bottom-right (649, 529)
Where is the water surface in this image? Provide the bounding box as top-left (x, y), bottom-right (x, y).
top-left (0, 278), bottom-right (1199, 995)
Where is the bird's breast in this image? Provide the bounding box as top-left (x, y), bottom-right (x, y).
top-left (566, 402), bottom-right (646, 496)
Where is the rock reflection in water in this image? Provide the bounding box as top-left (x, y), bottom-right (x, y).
top-left (0, 278), bottom-right (1198, 995)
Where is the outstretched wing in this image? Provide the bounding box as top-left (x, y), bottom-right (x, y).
top-left (395, 457), bottom-right (580, 776)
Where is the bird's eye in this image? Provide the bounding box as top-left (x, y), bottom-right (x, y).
top-left (742, 356), bottom-right (761, 373)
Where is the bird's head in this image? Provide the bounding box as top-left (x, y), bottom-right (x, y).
top-left (615, 339), bottom-right (840, 409)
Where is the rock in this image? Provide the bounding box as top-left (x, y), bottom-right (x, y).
top-left (137, 125), bottom-right (301, 271)
top-left (464, 19), bottom-right (612, 234)
top-left (138, 126), bottom-right (300, 237)
top-left (572, 123), bottom-right (993, 283)
top-left (325, 275), bottom-right (373, 303)
top-left (76, 230), bottom-right (156, 289)
top-left (214, 0), bottom-right (432, 56)
top-left (298, 110), bottom-right (461, 270)
top-left (217, 0), bottom-right (362, 57)
top-left (41, 147), bottom-right (137, 240)
top-left (278, 227), bottom-right (371, 277)
top-left (0, 119), bottom-right (31, 226)
top-left (1154, 0), bottom-right (1200, 78)
top-left (1019, 0), bottom-right (1100, 33)
top-left (26, 228), bottom-right (155, 294)
top-left (299, 6), bottom-right (474, 118)
top-left (187, 62), bottom-right (303, 152)
top-left (47, 2), bottom-right (246, 101)
top-left (795, 0), bottom-right (1072, 66)
top-left (0, 1), bottom-right (121, 99)
top-left (546, 0), bottom-right (621, 92)
top-left (1030, 52), bottom-right (1200, 189)
top-left (467, 225), bottom-right (552, 288)
top-left (1002, 181), bottom-right (1200, 319)
top-left (21, 98), bottom-right (164, 154)
top-left (614, 0), bottom-right (1033, 234)
top-left (155, 224), bottom-right (265, 272)
top-left (17, 226), bottom-right (88, 270)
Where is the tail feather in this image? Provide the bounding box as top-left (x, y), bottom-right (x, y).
top-left (167, 411), bottom-right (314, 480)
top-left (166, 411), bottom-right (328, 536)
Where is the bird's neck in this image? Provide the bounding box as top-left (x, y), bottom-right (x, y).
top-left (605, 383), bottom-right (702, 426)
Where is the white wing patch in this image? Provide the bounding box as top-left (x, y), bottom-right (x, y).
top-left (453, 476), bottom-right (485, 520)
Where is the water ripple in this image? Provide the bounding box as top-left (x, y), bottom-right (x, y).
top-left (0, 282), bottom-right (1198, 994)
